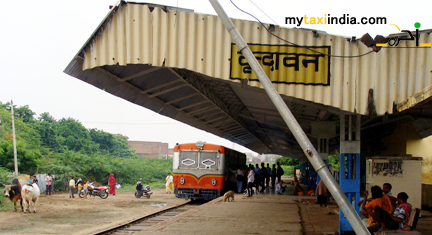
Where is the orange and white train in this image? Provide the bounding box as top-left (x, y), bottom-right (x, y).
top-left (173, 141), bottom-right (246, 200)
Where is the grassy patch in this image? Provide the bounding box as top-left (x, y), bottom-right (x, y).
top-left (0, 198), bottom-right (14, 212)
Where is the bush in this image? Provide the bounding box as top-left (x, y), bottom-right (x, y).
top-left (0, 199), bottom-right (14, 212)
top-left (0, 167), bottom-right (12, 185)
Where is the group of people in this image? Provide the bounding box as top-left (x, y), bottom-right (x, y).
top-left (68, 173), bottom-right (117, 198)
top-left (359, 183), bottom-right (412, 234)
top-left (28, 175), bottom-right (39, 185)
top-left (25, 173), bottom-right (54, 196)
top-left (238, 162), bottom-right (284, 197)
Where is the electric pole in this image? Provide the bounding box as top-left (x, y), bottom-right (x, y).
top-left (11, 100), bottom-right (18, 177)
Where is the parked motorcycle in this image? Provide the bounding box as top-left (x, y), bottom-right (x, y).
top-left (134, 181), bottom-right (152, 199)
top-left (79, 182), bottom-right (109, 199)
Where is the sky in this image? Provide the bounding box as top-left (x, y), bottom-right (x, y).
top-left (1, 0), bottom-right (431, 154)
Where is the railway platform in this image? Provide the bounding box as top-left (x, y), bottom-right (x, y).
top-left (137, 178), bottom-right (338, 235)
top-left (134, 178), bottom-right (431, 235)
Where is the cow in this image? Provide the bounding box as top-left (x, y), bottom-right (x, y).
top-left (21, 183), bottom-right (40, 213)
top-left (2, 178), bottom-right (23, 212)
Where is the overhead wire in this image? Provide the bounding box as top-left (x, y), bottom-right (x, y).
top-left (249, 0), bottom-right (279, 26)
top-left (230, 0), bottom-right (375, 58)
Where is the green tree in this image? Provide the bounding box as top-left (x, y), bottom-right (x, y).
top-left (56, 118), bottom-right (99, 154)
top-left (0, 108), bottom-right (42, 174)
top-left (328, 154), bottom-right (341, 170)
top-left (89, 129), bottom-right (136, 158)
top-left (276, 156), bottom-right (300, 167)
top-left (35, 112), bottom-right (63, 151)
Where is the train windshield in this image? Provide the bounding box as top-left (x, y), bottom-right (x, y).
top-left (179, 151), bottom-right (218, 169)
top-left (199, 151), bottom-right (218, 169)
top-left (179, 151), bottom-right (198, 168)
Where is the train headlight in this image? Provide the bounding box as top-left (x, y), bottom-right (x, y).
top-left (180, 178), bottom-right (185, 184)
top-left (212, 179), bottom-right (216, 185)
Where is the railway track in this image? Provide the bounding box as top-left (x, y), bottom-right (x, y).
top-left (94, 200), bottom-right (204, 234)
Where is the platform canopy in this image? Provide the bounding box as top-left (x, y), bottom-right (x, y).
top-left (64, 1), bottom-right (432, 156)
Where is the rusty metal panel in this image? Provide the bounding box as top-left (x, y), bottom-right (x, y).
top-left (78, 2), bottom-right (432, 116)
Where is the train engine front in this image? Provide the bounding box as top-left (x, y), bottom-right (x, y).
top-left (173, 141), bottom-right (227, 200)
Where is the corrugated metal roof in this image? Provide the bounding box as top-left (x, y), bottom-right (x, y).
top-left (77, 2), bottom-right (432, 116)
top-left (64, 1), bottom-right (432, 155)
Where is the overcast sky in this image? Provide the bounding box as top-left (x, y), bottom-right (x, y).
top-left (1, 0), bottom-right (431, 154)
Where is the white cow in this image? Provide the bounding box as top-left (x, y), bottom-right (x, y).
top-left (21, 183), bottom-right (40, 213)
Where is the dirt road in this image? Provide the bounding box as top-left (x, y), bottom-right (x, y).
top-left (0, 189), bottom-right (187, 234)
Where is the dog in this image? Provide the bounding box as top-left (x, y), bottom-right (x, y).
top-left (243, 187), bottom-right (260, 197)
top-left (223, 190), bottom-right (235, 202)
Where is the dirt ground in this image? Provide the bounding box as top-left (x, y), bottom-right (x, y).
top-left (0, 189), bottom-right (188, 235)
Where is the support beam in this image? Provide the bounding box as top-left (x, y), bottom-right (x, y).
top-left (141, 79), bottom-right (184, 94)
top-left (222, 125), bottom-right (244, 133)
top-left (120, 67), bottom-right (162, 81)
top-left (148, 84), bottom-right (189, 98)
top-left (166, 93), bottom-right (200, 105)
top-left (188, 106), bottom-right (217, 116)
top-left (238, 114), bottom-right (289, 131)
top-left (178, 100), bottom-right (208, 111)
top-left (169, 68), bottom-right (271, 152)
top-left (204, 115), bottom-right (226, 124)
top-left (198, 110), bottom-right (221, 119)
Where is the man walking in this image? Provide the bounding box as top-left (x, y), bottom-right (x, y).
top-left (69, 177), bottom-right (76, 198)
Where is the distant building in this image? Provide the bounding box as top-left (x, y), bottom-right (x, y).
top-left (128, 141), bottom-right (170, 159)
top-left (261, 154), bottom-right (282, 163)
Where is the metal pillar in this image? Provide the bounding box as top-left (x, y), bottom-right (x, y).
top-left (209, 1), bottom-right (369, 234)
top-left (339, 114), bottom-right (361, 234)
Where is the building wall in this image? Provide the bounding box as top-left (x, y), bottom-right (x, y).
top-left (375, 125), bottom-right (432, 208)
top-left (380, 125), bottom-right (432, 184)
top-left (380, 126), bottom-right (408, 155)
top-left (128, 141), bottom-right (169, 159)
top-left (422, 183), bottom-right (432, 208)
top-left (406, 130), bottom-right (432, 184)
top-left (366, 158), bottom-right (422, 210)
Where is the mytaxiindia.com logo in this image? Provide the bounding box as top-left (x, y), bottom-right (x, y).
top-left (377, 22), bottom-right (431, 48)
top-left (285, 14), bottom-right (386, 27)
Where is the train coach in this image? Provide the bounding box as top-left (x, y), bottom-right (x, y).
top-left (173, 141), bottom-right (246, 200)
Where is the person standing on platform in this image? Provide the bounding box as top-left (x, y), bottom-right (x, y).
top-left (235, 167), bottom-right (245, 193)
top-left (276, 162), bottom-right (284, 183)
top-left (165, 173), bottom-right (173, 194)
top-left (108, 174), bottom-right (117, 195)
top-left (259, 163), bottom-right (267, 192)
top-left (247, 166), bottom-right (255, 197)
top-left (316, 179), bottom-right (328, 207)
top-left (254, 164), bottom-right (261, 190)
top-left (270, 164), bottom-right (277, 189)
top-left (266, 163), bottom-right (271, 189)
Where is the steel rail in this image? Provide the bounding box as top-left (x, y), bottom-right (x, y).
top-left (92, 201), bottom-right (194, 235)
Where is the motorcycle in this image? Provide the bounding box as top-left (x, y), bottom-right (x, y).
top-left (134, 181), bottom-right (152, 199)
top-left (79, 182), bottom-right (109, 199)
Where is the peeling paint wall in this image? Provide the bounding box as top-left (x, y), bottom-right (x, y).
top-left (379, 125), bottom-right (432, 184)
top-left (407, 129), bottom-right (432, 184)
